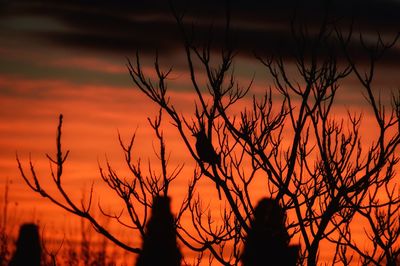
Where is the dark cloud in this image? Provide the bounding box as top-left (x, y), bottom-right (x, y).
top-left (0, 0), bottom-right (399, 61)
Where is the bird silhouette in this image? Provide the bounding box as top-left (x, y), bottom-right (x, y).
top-left (194, 129), bottom-right (220, 166)
top-left (193, 128), bottom-right (222, 198)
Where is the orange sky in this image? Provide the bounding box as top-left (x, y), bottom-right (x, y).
top-left (1, 1), bottom-right (400, 264)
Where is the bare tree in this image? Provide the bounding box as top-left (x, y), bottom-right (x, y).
top-left (17, 3), bottom-right (400, 266)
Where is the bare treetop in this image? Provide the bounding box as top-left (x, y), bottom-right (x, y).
top-left (17, 2), bottom-right (400, 265)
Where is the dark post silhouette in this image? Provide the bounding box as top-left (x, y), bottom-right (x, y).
top-left (9, 223), bottom-right (41, 266)
top-left (136, 196), bottom-right (181, 266)
top-left (242, 198), bottom-right (298, 266)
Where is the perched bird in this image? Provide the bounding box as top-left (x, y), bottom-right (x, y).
top-left (194, 128), bottom-right (220, 166)
top-left (193, 128), bottom-right (222, 198)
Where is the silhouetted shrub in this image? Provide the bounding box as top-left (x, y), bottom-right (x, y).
top-left (9, 223), bottom-right (41, 266)
top-left (242, 198), bottom-right (298, 266)
top-left (136, 196), bottom-right (181, 266)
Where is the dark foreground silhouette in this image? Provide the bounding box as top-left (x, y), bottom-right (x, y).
top-left (9, 223), bottom-right (41, 266)
top-left (242, 198), bottom-right (299, 266)
top-left (136, 195), bottom-right (181, 266)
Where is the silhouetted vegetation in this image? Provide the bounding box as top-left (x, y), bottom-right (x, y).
top-left (17, 2), bottom-right (400, 265)
top-left (0, 181), bottom-right (10, 266)
top-left (0, 189), bottom-right (122, 266)
top-left (0, 180), bottom-right (20, 266)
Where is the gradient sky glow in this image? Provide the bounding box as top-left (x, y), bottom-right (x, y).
top-left (0, 0), bottom-right (399, 264)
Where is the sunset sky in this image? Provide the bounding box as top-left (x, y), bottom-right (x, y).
top-left (0, 0), bottom-right (399, 263)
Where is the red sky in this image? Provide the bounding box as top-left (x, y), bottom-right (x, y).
top-left (0, 0), bottom-right (399, 264)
